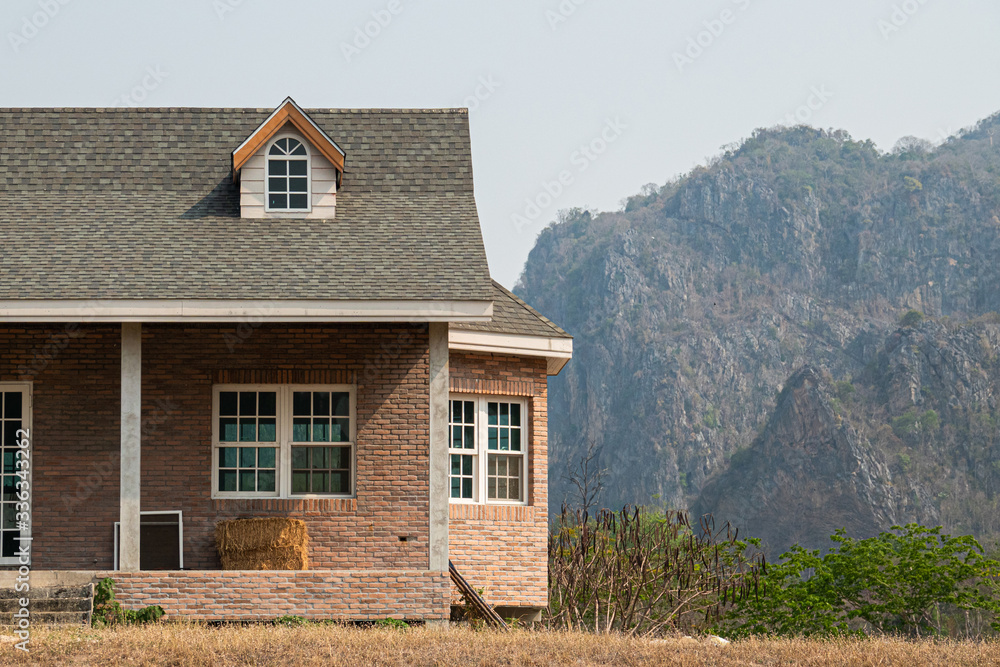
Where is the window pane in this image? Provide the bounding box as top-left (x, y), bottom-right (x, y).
top-left (488, 403), bottom-right (498, 426)
top-left (289, 160), bottom-right (307, 176)
top-left (292, 471), bottom-right (309, 493)
top-left (268, 160), bottom-right (286, 175)
top-left (239, 471), bottom-right (256, 492)
top-left (289, 194), bottom-right (309, 209)
top-left (511, 403), bottom-right (521, 426)
top-left (268, 177), bottom-right (286, 193)
top-left (291, 447), bottom-right (308, 469)
top-left (219, 447), bottom-right (238, 468)
top-left (511, 429), bottom-right (521, 452)
top-left (2, 477), bottom-right (14, 502)
top-left (311, 447), bottom-right (328, 469)
top-left (497, 456), bottom-right (508, 476)
top-left (331, 446), bottom-right (350, 469)
top-left (239, 419), bottom-right (256, 442)
top-left (462, 479), bottom-right (473, 499)
top-left (451, 454), bottom-right (461, 475)
top-left (488, 427), bottom-right (498, 450)
top-left (487, 478), bottom-right (496, 499)
top-left (219, 470), bottom-right (237, 492)
top-left (3, 423), bottom-right (20, 448)
top-left (452, 401), bottom-right (461, 422)
top-left (275, 139), bottom-right (288, 153)
top-left (293, 418), bottom-right (310, 442)
top-left (509, 478), bottom-right (520, 500)
top-left (4, 393), bottom-right (21, 419)
top-left (2, 452), bottom-right (13, 474)
top-left (451, 478), bottom-right (460, 498)
top-left (487, 457), bottom-right (496, 476)
top-left (331, 471), bottom-right (350, 493)
top-left (219, 392), bottom-right (238, 416)
top-left (239, 392), bottom-right (257, 416)
top-left (464, 401), bottom-right (474, 424)
top-left (499, 403), bottom-right (509, 426)
top-left (312, 419), bottom-right (330, 442)
top-left (2, 504), bottom-right (15, 530)
top-left (258, 447), bottom-right (276, 469)
top-left (289, 178), bottom-right (308, 193)
top-left (258, 392), bottom-right (277, 416)
top-left (500, 429), bottom-right (509, 451)
top-left (258, 419), bottom-right (276, 442)
top-left (452, 425), bottom-right (462, 449)
top-left (332, 393), bottom-right (350, 416)
top-left (1, 532), bottom-right (15, 560)
top-left (462, 455), bottom-right (473, 476)
top-left (313, 392), bottom-right (330, 416)
top-left (332, 418), bottom-right (349, 442)
top-left (464, 425), bottom-right (475, 449)
top-left (290, 142), bottom-right (307, 156)
top-left (497, 479), bottom-right (508, 499)
top-left (258, 471), bottom-right (275, 493)
top-left (219, 418), bottom-right (238, 442)
top-left (239, 447), bottom-right (257, 468)
top-left (293, 392), bottom-right (311, 416)
top-left (269, 194), bottom-right (287, 209)
top-left (313, 472), bottom-right (329, 493)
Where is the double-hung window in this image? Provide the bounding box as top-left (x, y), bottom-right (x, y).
top-left (213, 385), bottom-right (355, 498)
top-left (448, 396), bottom-right (527, 504)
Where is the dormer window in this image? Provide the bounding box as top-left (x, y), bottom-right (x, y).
top-left (267, 138), bottom-right (310, 211)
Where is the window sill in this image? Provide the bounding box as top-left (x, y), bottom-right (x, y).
top-left (212, 497), bottom-right (357, 513)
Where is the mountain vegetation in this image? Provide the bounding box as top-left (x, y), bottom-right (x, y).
top-left (516, 113), bottom-right (1000, 555)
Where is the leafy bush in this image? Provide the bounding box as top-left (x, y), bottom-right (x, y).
top-left (92, 578), bottom-right (165, 627)
top-left (721, 524), bottom-right (1000, 638)
top-left (900, 310), bottom-right (925, 328)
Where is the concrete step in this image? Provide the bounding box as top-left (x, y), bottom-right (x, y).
top-left (0, 584), bottom-right (93, 626)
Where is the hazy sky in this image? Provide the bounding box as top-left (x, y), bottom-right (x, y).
top-left (4, 0), bottom-right (1000, 288)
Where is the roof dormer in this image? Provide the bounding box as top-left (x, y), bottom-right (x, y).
top-left (232, 97), bottom-right (345, 219)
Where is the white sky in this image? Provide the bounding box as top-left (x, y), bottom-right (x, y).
top-left (4, 0), bottom-right (1000, 287)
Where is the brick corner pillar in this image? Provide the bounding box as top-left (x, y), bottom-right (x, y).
top-left (119, 323), bottom-right (142, 572)
top-left (428, 323), bottom-right (449, 575)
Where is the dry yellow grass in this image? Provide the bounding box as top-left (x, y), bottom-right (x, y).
top-left (0, 625), bottom-right (996, 666)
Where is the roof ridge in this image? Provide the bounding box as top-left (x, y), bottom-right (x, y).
top-left (0, 107), bottom-right (469, 114)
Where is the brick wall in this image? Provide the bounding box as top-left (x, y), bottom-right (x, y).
top-left (0, 324), bottom-right (433, 573)
top-left (104, 570), bottom-right (450, 621)
top-left (447, 352), bottom-right (549, 609)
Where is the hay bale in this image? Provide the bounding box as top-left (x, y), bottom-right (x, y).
top-left (215, 518), bottom-right (309, 571)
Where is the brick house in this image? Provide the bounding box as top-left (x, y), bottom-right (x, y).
top-left (0, 98), bottom-right (571, 623)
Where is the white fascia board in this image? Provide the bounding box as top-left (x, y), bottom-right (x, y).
top-left (0, 299), bottom-right (493, 323)
top-left (448, 329), bottom-right (573, 376)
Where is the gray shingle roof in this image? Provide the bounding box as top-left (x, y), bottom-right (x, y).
top-left (453, 281), bottom-right (571, 339)
top-left (0, 108), bottom-right (492, 302)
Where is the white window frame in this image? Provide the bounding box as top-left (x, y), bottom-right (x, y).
top-left (264, 134), bottom-right (312, 213)
top-left (0, 383), bottom-right (32, 567)
top-left (212, 384), bottom-right (356, 499)
top-left (448, 394), bottom-right (528, 506)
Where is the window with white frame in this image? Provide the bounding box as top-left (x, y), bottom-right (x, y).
top-left (267, 137), bottom-right (310, 211)
top-left (213, 385), bottom-right (354, 498)
top-left (448, 396), bottom-right (527, 504)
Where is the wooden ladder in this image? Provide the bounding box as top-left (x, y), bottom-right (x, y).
top-left (448, 560), bottom-right (509, 630)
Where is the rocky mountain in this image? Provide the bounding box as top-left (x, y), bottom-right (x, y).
top-left (516, 117), bottom-right (1000, 553)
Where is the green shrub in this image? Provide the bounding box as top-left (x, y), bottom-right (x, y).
top-left (92, 578), bottom-right (165, 627)
top-left (721, 524), bottom-right (1000, 638)
top-left (900, 310), bottom-right (924, 328)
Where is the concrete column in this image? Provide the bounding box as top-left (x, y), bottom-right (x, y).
top-left (428, 323), bottom-right (450, 573)
top-left (119, 323), bottom-right (142, 572)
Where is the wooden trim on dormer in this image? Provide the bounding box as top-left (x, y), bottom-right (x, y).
top-left (232, 97), bottom-right (345, 185)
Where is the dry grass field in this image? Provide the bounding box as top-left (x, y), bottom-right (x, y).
top-left (0, 624), bottom-right (996, 666)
